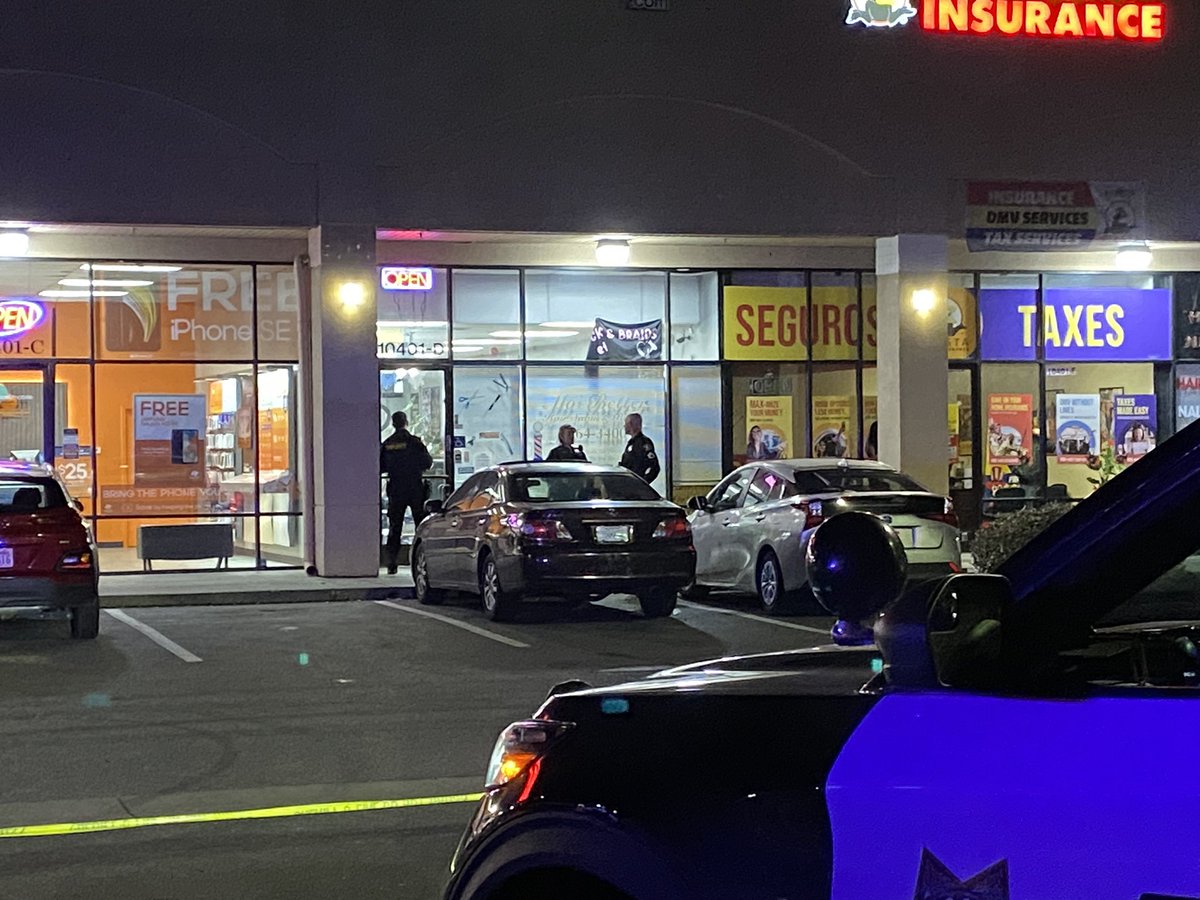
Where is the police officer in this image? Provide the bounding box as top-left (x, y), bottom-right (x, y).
top-left (619, 412), bottom-right (660, 484)
top-left (380, 411), bottom-right (433, 574)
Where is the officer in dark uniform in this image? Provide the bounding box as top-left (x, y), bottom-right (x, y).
top-left (619, 412), bottom-right (660, 484)
top-left (380, 411), bottom-right (433, 574)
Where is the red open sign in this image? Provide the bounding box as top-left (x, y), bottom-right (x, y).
top-left (380, 267), bottom-right (434, 292)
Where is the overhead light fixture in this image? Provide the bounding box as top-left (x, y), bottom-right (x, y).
top-left (489, 330), bottom-right (524, 338)
top-left (58, 278), bottom-right (154, 288)
top-left (1116, 241), bottom-right (1153, 271)
top-left (40, 289), bottom-right (129, 298)
top-left (83, 263), bottom-right (183, 273)
top-left (539, 321), bottom-right (596, 329)
top-left (911, 288), bottom-right (937, 315)
top-left (0, 231), bottom-right (30, 257)
top-left (337, 281), bottom-right (368, 310)
top-left (595, 239), bottom-right (631, 266)
top-left (525, 330), bottom-right (578, 339)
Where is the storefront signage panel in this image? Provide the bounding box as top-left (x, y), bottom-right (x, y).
top-left (132, 393), bottom-right (207, 486)
top-left (987, 393), bottom-right (1034, 473)
top-left (967, 181), bottom-right (1145, 252)
top-left (380, 267), bottom-right (434, 291)
top-left (923, 1), bottom-right (1166, 40)
top-left (723, 286), bottom-right (878, 361)
top-left (1176, 367), bottom-right (1200, 430)
top-left (587, 318), bottom-right (663, 361)
top-left (980, 288), bottom-right (1171, 361)
top-left (0, 298), bottom-right (52, 358)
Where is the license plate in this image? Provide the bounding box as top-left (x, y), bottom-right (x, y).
top-left (0, 548), bottom-right (13, 569)
top-left (594, 525), bottom-right (632, 544)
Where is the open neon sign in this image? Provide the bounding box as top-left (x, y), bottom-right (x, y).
top-left (380, 267), bottom-right (434, 291)
top-left (921, 1), bottom-right (1166, 40)
top-left (0, 299), bottom-right (46, 338)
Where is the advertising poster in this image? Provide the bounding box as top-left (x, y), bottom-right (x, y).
top-left (966, 181), bottom-right (1145, 252)
top-left (986, 394), bottom-right (1033, 470)
top-left (453, 368), bottom-right (520, 474)
top-left (587, 319), bottom-right (663, 362)
top-left (1177, 366), bottom-right (1200, 431)
top-left (744, 396), bottom-right (792, 461)
top-left (133, 394), bottom-right (207, 486)
top-left (1054, 394), bottom-right (1101, 464)
top-left (1113, 394), bottom-right (1157, 462)
top-left (812, 396), bottom-right (852, 459)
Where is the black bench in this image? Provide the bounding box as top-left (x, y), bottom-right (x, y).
top-left (137, 523), bottom-right (234, 571)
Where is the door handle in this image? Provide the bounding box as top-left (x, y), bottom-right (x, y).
top-left (754, 514), bottom-right (766, 522)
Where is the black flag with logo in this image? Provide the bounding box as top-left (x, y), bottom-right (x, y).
top-left (586, 318), bottom-right (662, 361)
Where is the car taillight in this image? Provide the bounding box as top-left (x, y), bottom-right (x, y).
top-left (484, 719), bottom-right (574, 789)
top-left (57, 550), bottom-right (94, 571)
top-left (508, 514), bottom-right (574, 544)
top-left (652, 516), bottom-right (691, 540)
top-left (795, 499), bottom-right (825, 531)
top-left (920, 498), bottom-right (959, 529)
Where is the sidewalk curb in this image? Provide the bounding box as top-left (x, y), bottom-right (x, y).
top-left (100, 586), bottom-right (417, 608)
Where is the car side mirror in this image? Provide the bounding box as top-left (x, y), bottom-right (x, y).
top-left (686, 496), bottom-right (710, 513)
top-left (926, 574), bottom-right (1013, 690)
top-left (423, 499), bottom-right (444, 515)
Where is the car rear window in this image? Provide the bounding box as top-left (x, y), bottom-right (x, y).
top-left (0, 478), bottom-right (66, 511)
top-left (807, 471), bottom-right (926, 493)
top-left (510, 472), bottom-right (660, 503)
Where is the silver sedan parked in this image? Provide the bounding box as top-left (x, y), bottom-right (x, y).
top-left (684, 460), bottom-right (962, 614)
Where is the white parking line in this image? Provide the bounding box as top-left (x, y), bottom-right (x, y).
top-left (104, 610), bottom-right (203, 663)
top-left (677, 601), bottom-right (830, 635)
top-left (373, 601), bottom-right (530, 649)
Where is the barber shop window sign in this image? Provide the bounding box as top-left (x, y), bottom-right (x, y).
top-left (846, 0), bottom-right (917, 27)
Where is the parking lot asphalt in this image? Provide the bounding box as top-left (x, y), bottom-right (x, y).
top-left (0, 594), bottom-right (833, 899)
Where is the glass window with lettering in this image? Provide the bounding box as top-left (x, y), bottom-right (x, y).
top-left (377, 267), bottom-right (449, 361)
top-left (0, 260), bottom-right (90, 360)
top-left (724, 271), bottom-right (808, 363)
top-left (1041, 273), bottom-right (1171, 363)
top-left (731, 364), bottom-right (808, 466)
top-left (812, 365), bottom-right (860, 460)
top-left (524, 270), bottom-right (666, 362)
top-left (255, 265), bottom-right (302, 361)
top-left (811, 272), bottom-right (864, 362)
top-left (452, 269), bottom-right (521, 361)
top-left (92, 263), bottom-right (255, 361)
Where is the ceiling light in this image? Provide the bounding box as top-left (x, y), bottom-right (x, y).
top-left (40, 289), bottom-right (129, 298)
top-left (0, 231), bottom-right (30, 257)
top-left (595, 239), bottom-right (631, 266)
top-left (1116, 242), bottom-right (1153, 271)
top-left (58, 278), bottom-right (154, 288)
top-left (911, 288), bottom-right (937, 315)
top-left (525, 330), bottom-right (579, 338)
top-left (84, 264), bottom-right (182, 273)
top-left (539, 320), bottom-right (597, 329)
top-left (489, 330), bottom-right (524, 338)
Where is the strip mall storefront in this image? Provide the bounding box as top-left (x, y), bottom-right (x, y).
top-left (0, 258), bottom-right (303, 573)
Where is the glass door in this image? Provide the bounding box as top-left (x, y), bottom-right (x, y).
top-left (0, 366), bottom-right (52, 465)
top-left (379, 365), bottom-right (449, 564)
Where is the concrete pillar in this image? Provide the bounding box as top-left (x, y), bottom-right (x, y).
top-left (875, 235), bottom-right (950, 495)
top-left (308, 224), bottom-right (379, 576)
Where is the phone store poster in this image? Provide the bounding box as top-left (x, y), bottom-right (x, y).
top-left (134, 394), bottom-right (207, 485)
top-left (1055, 394), bottom-right (1101, 464)
top-left (1113, 394), bottom-right (1157, 462)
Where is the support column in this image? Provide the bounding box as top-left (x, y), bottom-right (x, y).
top-left (308, 223), bottom-right (379, 576)
top-left (875, 235), bottom-right (950, 495)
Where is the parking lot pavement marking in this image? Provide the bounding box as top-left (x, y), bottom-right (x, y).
top-left (677, 601), bottom-right (830, 635)
top-left (103, 610), bottom-right (203, 663)
top-left (0, 792), bottom-right (484, 839)
top-left (373, 600), bottom-right (531, 649)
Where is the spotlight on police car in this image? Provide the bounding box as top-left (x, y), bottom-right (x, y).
top-left (805, 511), bottom-right (908, 646)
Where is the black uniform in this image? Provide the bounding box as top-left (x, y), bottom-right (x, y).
top-left (380, 428), bottom-right (433, 567)
top-left (620, 433), bottom-right (660, 484)
top-left (546, 444), bottom-right (588, 463)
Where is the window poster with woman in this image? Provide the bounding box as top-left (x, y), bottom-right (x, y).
top-left (743, 396), bottom-right (792, 462)
top-left (1113, 394), bottom-right (1157, 462)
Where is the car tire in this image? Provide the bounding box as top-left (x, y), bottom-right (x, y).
top-left (412, 543), bottom-right (445, 605)
top-left (756, 550), bottom-right (793, 616)
top-left (69, 602), bottom-right (100, 640)
top-left (480, 555), bottom-right (517, 622)
top-left (638, 589), bottom-right (677, 619)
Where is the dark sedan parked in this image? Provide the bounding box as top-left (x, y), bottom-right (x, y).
top-left (411, 463), bottom-right (695, 621)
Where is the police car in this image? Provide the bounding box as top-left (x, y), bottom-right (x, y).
top-left (443, 421), bottom-right (1200, 900)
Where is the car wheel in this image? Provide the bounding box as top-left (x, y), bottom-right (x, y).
top-left (412, 544), bottom-right (445, 605)
top-left (480, 556), bottom-right (517, 622)
top-left (638, 589), bottom-right (677, 619)
top-left (69, 602), bottom-right (100, 640)
top-left (679, 581), bottom-right (710, 601)
top-left (756, 550), bottom-right (793, 615)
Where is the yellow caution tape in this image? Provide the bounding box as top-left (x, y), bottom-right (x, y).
top-left (0, 792), bottom-right (484, 839)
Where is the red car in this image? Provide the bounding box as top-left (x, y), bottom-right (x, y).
top-left (0, 462), bottom-right (99, 639)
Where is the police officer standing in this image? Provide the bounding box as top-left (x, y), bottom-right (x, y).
top-left (619, 412), bottom-right (660, 484)
top-left (380, 411), bottom-right (433, 574)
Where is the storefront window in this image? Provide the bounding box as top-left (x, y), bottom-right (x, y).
top-left (54, 363), bottom-right (94, 515)
top-left (256, 365), bottom-right (302, 565)
top-left (725, 272), bottom-right (808, 362)
top-left (670, 272), bottom-right (719, 361)
top-left (452, 365), bottom-right (522, 476)
top-left (811, 364), bottom-right (859, 458)
top-left (980, 363), bottom-right (1042, 506)
top-left (0, 260), bottom-right (91, 360)
top-left (947, 275), bottom-right (979, 361)
top-left (525, 271), bottom-right (667, 363)
top-left (811, 272), bottom-right (864, 363)
top-left (525, 366), bottom-right (667, 495)
top-left (670, 367), bottom-right (721, 503)
top-left (377, 268), bottom-right (449, 361)
top-left (730, 363), bottom-right (808, 467)
top-left (451, 269), bottom-right (521, 361)
top-left (255, 265), bottom-right (302, 361)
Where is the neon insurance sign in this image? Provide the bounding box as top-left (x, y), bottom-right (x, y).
top-left (847, 2), bottom-right (1167, 41)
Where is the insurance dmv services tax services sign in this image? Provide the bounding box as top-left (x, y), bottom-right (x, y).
top-left (847, 2), bottom-right (1167, 41)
